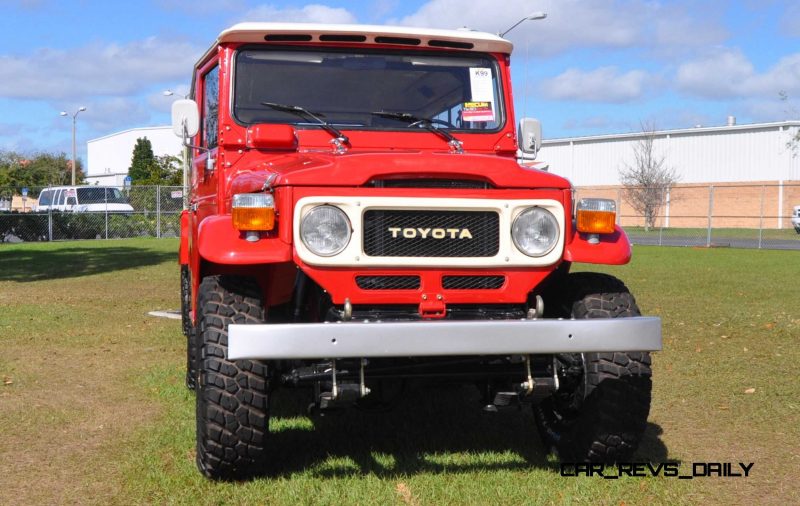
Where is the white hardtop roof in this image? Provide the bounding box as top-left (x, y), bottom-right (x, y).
top-left (199, 23), bottom-right (512, 64)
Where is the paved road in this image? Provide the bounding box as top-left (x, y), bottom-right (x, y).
top-left (629, 235), bottom-right (800, 250)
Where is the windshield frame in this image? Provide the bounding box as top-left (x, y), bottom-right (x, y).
top-left (229, 45), bottom-right (507, 134)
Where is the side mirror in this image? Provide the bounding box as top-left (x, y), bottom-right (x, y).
top-left (518, 118), bottom-right (542, 157)
top-left (171, 99), bottom-right (200, 139)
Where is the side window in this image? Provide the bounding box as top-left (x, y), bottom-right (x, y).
top-left (66, 196), bottom-right (77, 206)
top-left (203, 66), bottom-right (219, 149)
top-left (39, 191), bottom-right (52, 206)
top-left (56, 190), bottom-right (64, 206)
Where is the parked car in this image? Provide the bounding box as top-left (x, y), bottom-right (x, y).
top-left (792, 205), bottom-right (800, 233)
top-left (35, 186), bottom-right (134, 213)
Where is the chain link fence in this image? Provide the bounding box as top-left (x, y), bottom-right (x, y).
top-left (0, 185), bottom-right (184, 243)
top-left (576, 183), bottom-right (800, 250)
top-left (3, 182), bottom-right (799, 250)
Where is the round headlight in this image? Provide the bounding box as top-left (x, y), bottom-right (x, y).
top-left (300, 205), bottom-right (352, 256)
top-left (511, 207), bottom-right (559, 257)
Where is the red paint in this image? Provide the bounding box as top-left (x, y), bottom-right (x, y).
top-left (197, 215), bottom-right (291, 265)
top-left (295, 264), bottom-right (557, 305)
top-left (564, 226), bottom-right (632, 265)
top-left (181, 31), bottom-right (631, 325)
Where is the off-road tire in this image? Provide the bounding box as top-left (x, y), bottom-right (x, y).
top-left (533, 272), bottom-right (652, 462)
top-left (195, 275), bottom-right (271, 480)
top-left (181, 265), bottom-right (197, 390)
top-left (181, 265), bottom-right (192, 337)
top-left (186, 325), bottom-right (199, 391)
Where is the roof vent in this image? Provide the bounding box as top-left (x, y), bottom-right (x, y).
top-left (264, 34), bottom-right (312, 42)
top-left (374, 36), bottom-right (421, 46)
top-left (319, 34), bottom-right (367, 42)
top-left (726, 115), bottom-right (736, 126)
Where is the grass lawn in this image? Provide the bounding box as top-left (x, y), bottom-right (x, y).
top-left (0, 239), bottom-right (797, 505)
top-left (624, 226), bottom-right (799, 241)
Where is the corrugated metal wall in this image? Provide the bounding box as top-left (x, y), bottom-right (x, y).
top-left (539, 122), bottom-right (800, 186)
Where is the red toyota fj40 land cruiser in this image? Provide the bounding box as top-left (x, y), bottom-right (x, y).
top-left (172, 23), bottom-right (662, 479)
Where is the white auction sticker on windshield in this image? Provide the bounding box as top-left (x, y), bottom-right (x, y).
top-left (462, 101), bottom-right (494, 122)
top-left (469, 67), bottom-right (494, 102)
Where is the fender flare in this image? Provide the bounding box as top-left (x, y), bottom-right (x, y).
top-left (563, 225), bottom-right (631, 265)
top-left (197, 215), bottom-right (292, 265)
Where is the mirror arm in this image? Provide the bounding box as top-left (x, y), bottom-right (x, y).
top-left (181, 121), bottom-right (209, 154)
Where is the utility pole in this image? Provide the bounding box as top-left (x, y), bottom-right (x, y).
top-left (60, 106), bottom-right (87, 185)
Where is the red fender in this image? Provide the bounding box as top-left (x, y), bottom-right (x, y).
top-left (197, 215), bottom-right (292, 265)
top-left (563, 225), bottom-right (632, 265)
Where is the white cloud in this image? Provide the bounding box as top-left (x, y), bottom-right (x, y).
top-left (242, 4), bottom-right (357, 24)
top-left (66, 98), bottom-right (153, 136)
top-left (539, 66), bottom-right (651, 103)
top-left (393, 0), bottom-right (726, 56)
top-left (0, 37), bottom-right (202, 101)
top-left (148, 84), bottom-right (191, 114)
top-left (780, 2), bottom-right (800, 37)
top-left (561, 116), bottom-right (632, 132)
top-left (676, 49), bottom-right (800, 99)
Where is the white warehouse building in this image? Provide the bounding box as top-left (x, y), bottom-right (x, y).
top-left (539, 120), bottom-right (800, 187)
top-left (85, 126), bottom-right (183, 186)
top-left (538, 120), bottom-right (800, 229)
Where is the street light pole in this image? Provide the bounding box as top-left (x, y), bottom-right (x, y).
top-left (164, 89), bottom-right (190, 210)
top-left (498, 12), bottom-right (547, 38)
top-left (60, 106), bottom-right (87, 185)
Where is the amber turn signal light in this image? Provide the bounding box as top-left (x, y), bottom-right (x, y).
top-left (576, 198), bottom-right (616, 234)
top-left (232, 193), bottom-right (275, 231)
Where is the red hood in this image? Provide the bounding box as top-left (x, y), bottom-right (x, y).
top-left (228, 151), bottom-right (570, 193)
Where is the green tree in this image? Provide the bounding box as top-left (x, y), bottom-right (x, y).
top-left (127, 153), bottom-right (182, 185)
top-left (154, 155), bottom-right (183, 186)
top-left (128, 137), bottom-right (157, 184)
top-left (0, 150), bottom-right (84, 189)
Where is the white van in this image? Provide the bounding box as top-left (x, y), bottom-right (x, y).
top-left (36, 186), bottom-right (134, 213)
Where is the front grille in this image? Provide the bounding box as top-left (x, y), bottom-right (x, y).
top-left (363, 210), bottom-right (499, 257)
top-left (356, 275), bottom-right (421, 290)
top-left (442, 275), bottom-right (505, 290)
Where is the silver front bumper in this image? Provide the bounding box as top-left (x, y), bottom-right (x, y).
top-left (228, 317), bottom-right (662, 360)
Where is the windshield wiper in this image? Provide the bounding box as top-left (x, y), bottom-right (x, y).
top-left (261, 102), bottom-right (349, 145)
top-left (371, 111), bottom-right (463, 153)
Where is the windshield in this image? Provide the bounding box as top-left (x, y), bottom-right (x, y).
top-left (76, 187), bottom-right (128, 204)
top-left (234, 48), bottom-right (504, 131)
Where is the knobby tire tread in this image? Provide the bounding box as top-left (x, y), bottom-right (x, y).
top-left (534, 272), bottom-right (652, 463)
top-left (195, 275), bottom-right (270, 480)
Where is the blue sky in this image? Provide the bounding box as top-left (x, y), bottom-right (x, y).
top-left (1, 0), bottom-right (799, 163)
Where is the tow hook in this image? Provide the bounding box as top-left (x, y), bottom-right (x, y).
top-left (527, 295), bottom-right (544, 320)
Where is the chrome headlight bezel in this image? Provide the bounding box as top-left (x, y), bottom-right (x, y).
top-left (299, 205), bottom-right (352, 257)
top-left (511, 206), bottom-right (560, 257)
